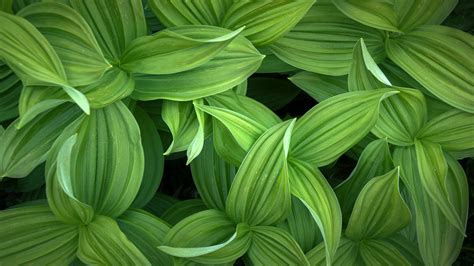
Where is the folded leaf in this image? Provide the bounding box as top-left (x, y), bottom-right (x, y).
top-left (159, 210), bottom-right (251, 264)
top-left (78, 215), bottom-right (149, 265)
top-left (161, 199), bottom-right (208, 226)
top-left (393, 146), bottom-right (468, 265)
top-left (118, 209), bottom-right (172, 265)
top-left (417, 109), bottom-right (474, 154)
top-left (0, 11), bottom-right (68, 87)
top-left (394, 0), bottom-right (457, 32)
top-left (306, 237), bottom-right (362, 266)
top-left (289, 71), bottom-right (348, 102)
top-left (0, 205), bottom-right (78, 264)
top-left (345, 168), bottom-right (411, 240)
top-left (131, 107), bottom-right (164, 208)
top-left (121, 26), bottom-right (243, 74)
top-left (332, 0), bottom-right (400, 32)
top-left (132, 26), bottom-right (264, 101)
top-left (414, 140), bottom-right (465, 232)
top-left (270, 3), bottom-right (385, 76)
top-left (290, 89), bottom-right (398, 166)
top-left (248, 226), bottom-right (309, 265)
top-left (359, 239), bottom-right (410, 265)
top-left (220, 0), bottom-right (315, 46)
top-left (226, 119), bottom-right (295, 226)
top-left (191, 138), bottom-right (236, 210)
top-left (19, 2), bottom-right (111, 87)
top-left (386, 25), bottom-right (474, 113)
top-left (186, 98), bottom-right (211, 164)
top-left (212, 119), bottom-right (248, 166)
top-left (0, 104), bottom-right (80, 178)
top-left (70, 0), bottom-right (147, 61)
top-left (46, 101), bottom-right (144, 219)
top-left (288, 159), bottom-right (341, 265)
top-left (335, 139), bottom-right (394, 221)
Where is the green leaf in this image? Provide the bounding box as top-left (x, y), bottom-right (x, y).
top-left (393, 146), bottom-right (468, 265)
top-left (358, 239), bottom-right (410, 265)
top-left (131, 107), bottom-right (164, 208)
top-left (121, 26), bottom-right (243, 74)
top-left (159, 210), bottom-right (251, 264)
top-left (278, 196), bottom-right (322, 253)
top-left (0, 205), bottom-right (78, 264)
top-left (414, 140), bottom-right (465, 232)
top-left (269, 3), bottom-right (385, 76)
top-left (335, 139), bottom-right (394, 221)
top-left (0, 11), bottom-right (68, 87)
top-left (191, 138), bottom-right (236, 211)
top-left (186, 98), bottom-right (211, 164)
top-left (248, 226), bottom-right (309, 266)
top-left (0, 0), bottom-right (13, 13)
top-left (144, 193), bottom-right (179, 218)
top-left (246, 77), bottom-right (300, 111)
top-left (349, 38), bottom-right (427, 146)
top-left (161, 199), bottom-right (208, 226)
top-left (46, 101), bottom-right (144, 219)
top-left (332, 0), bottom-right (400, 32)
top-left (70, 0), bottom-right (147, 61)
top-left (18, 2), bottom-right (111, 87)
top-left (394, 0), bottom-right (457, 32)
top-left (220, 0), bottom-right (315, 46)
top-left (289, 71), bottom-right (348, 102)
top-left (62, 86), bottom-right (90, 115)
top-left (78, 215), bottom-right (149, 265)
top-left (417, 109), bottom-right (474, 154)
top-left (212, 119), bottom-right (247, 166)
top-left (385, 234), bottom-right (423, 265)
top-left (0, 104), bottom-right (80, 178)
top-left (133, 26), bottom-right (264, 101)
top-left (290, 89), bottom-right (398, 166)
top-left (118, 209), bottom-right (173, 265)
top-left (345, 168), bottom-right (411, 240)
top-left (306, 237), bottom-right (362, 266)
top-left (0, 71), bottom-right (20, 122)
top-left (161, 100), bottom-right (199, 155)
top-left (288, 159), bottom-right (341, 265)
top-left (256, 51), bottom-right (298, 73)
top-left (386, 25), bottom-right (474, 113)
top-left (226, 119), bottom-right (295, 226)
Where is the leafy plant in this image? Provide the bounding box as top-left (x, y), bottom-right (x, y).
top-left (0, 0), bottom-right (472, 265)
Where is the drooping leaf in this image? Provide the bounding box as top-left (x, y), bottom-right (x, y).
top-left (288, 159), bottom-right (341, 265)
top-left (69, 0), bottom-right (147, 61)
top-left (289, 71), bottom-right (348, 102)
top-left (290, 89), bottom-right (398, 166)
top-left (0, 205), bottom-right (78, 264)
top-left (345, 168), bottom-right (411, 240)
top-left (248, 226), bottom-right (309, 266)
top-left (386, 25), bottom-right (474, 113)
top-left (18, 2), bottom-right (111, 87)
top-left (186, 98), bottom-right (211, 164)
top-left (191, 138), bottom-right (236, 210)
top-left (269, 2), bottom-right (385, 76)
top-left (335, 139), bottom-right (394, 221)
top-left (133, 26), bottom-right (264, 101)
top-left (118, 209), bottom-right (172, 265)
top-left (0, 104), bottom-right (80, 178)
top-left (159, 210), bottom-right (251, 264)
top-left (414, 140), bottom-right (465, 232)
top-left (417, 109), bottom-right (474, 155)
top-left (121, 26), bottom-right (243, 74)
top-left (78, 215), bottom-right (149, 265)
top-left (226, 119), bottom-right (295, 226)
top-left (131, 107), bottom-right (164, 208)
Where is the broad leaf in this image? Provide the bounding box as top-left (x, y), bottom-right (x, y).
top-left (121, 26), bottom-right (243, 74)
top-left (191, 139), bottom-right (236, 210)
top-left (18, 2), bottom-right (111, 87)
top-left (159, 210), bottom-right (251, 264)
top-left (290, 89), bottom-right (398, 166)
top-left (335, 139), bottom-right (394, 221)
top-left (0, 205), bottom-right (78, 264)
top-left (161, 199), bottom-right (208, 226)
top-left (358, 239), bottom-right (410, 265)
top-left (386, 25), bottom-right (474, 113)
top-left (306, 238), bottom-right (362, 266)
top-left (226, 119), bottom-right (295, 226)
top-left (269, 3), bottom-right (385, 76)
top-left (248, 226), bottom-right (309, 265)
top-left (70, 0), bottom-right (147, 61)
top-left (288, 159), bottom-right (341, 265)
top-left (394, 0), bottom-right (457, 32)
top-left (118, 209), bottom-right (172, 265)
top-left (289, 71), bottom-right (348, 102)
top-left (345, 168), bottom-right (411, 240)
top-left (133, 26), bottom-right (263, 101)
top-left (78, 215), bottom-right (149, 265)
top-left (0, 104), bottom-right (80, 178)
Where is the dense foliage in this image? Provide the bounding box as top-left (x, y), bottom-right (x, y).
top-left (0, 0), bottom-right (473, 265)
